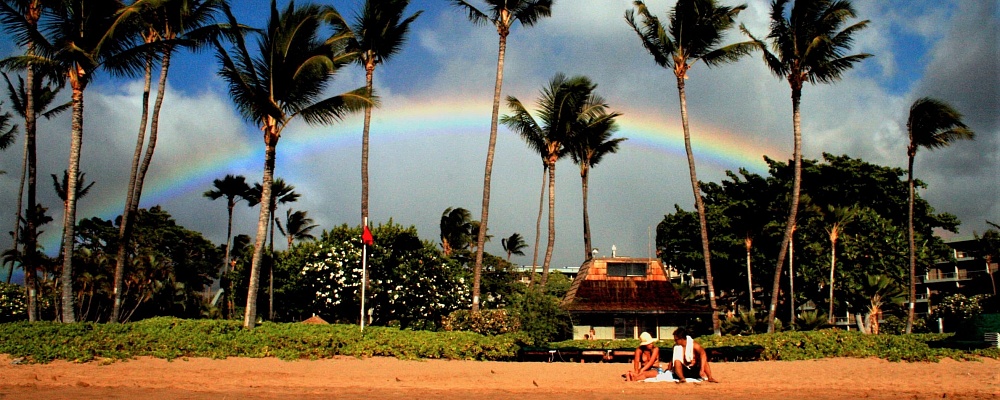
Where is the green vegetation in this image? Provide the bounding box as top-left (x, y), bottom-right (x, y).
top-left (2, 318), bottom-right (995, 365)
top-left (549, 329), bottom-right (999, 362)
top-left (0, 317), bottom-right (522, 363)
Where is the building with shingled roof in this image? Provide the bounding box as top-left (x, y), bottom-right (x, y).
top-left (561, 257), bottom-right (711, 341)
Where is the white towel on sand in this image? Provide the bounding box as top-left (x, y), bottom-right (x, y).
top-left (642, 370), bottom-right (701, 383)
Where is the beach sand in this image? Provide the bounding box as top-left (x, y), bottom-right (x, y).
top-left (1, 354), bottom-right (998, 399)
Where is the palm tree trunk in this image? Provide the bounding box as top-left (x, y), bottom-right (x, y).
top-left (789, 229), bottom-right (795, 322)
top-left (23, 37), bottom-right (38, 322)
top-left (676, 75), bottom-right (720, 335)
top-left (224, 200), bottom-right (234, 271)
top-left (581, 166), bottom-right (592, 259)
top-left (60, 81), bottom-right (84, 323)
top-left (245, 126), bottom-right (277, 329)
top-left (112, 49), bottom-right (154, 323)
top-left (745, 238), bottom-right (753, 312)
top-left (541, 159), bottom-right (556, 286)
top-left (361, 64), bottom-right (374, 223)
top-left (268, 209), bottom-right (275, 320)
top-left (529, 164), bottom-right (545, 286)
top-left (9, 115), bottom-right (26, 285)
top-left (472, 32), bottom-right (508, 312)
top-left (828, 237), bottom-right (837, 324)
top-left (768, 85), bottom-right (803, 333)
top-left (905, 152), bottom-right (916, 334)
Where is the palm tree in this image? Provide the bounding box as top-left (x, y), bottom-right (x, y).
top-left (501, 232), bottom-right (527, 262)
top-left (275, 209), bottom-right (317, 250)
top-left (450, 0), bottom-right (553, 312)
top-left (822, 205), bottom-right (856, 324)
top-left (904, 97), bottom-right (973, 333)
top-left (528, 160), bottom-right (545, 286)
top-left (213, 0), bottom-right (369, 329)
top-left (339, 0), bottom-right (420, 226)
top-left (860, 274), bottom-right (906, 334)
top-left (247, 178), bottom-right (299, 321)
top-left (203, 174), bottom-right (251, 274)
top-left (31, 0), bottom-right (145, 322)
top-left (0, 0), bottom-right (67, 322)
top-left (502, 73), bottom-right (595, 286)
top-left (440, 206), bottom-right (473, 257)
top-left (2, 72), bottom-right (68, 291)
top-left (743, 0), bottom-right (870, 332)
top-left (627, 0), bottom-right (752, 336)
top-left (110, 0), bottom-right (227, 323)
top-left (565, 95), bottom-right (623, 260)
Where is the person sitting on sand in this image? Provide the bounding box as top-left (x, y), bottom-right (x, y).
top-left (671, 327), bottom-right (718, 383)
top-left (625, 332), bottom-right (660, 381)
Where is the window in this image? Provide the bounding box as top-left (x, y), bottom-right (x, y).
top-left (607, 262), bottom-right (647, 277)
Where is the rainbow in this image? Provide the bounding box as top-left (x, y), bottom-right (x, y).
top-left (42, 98), bottom-right (785, 251)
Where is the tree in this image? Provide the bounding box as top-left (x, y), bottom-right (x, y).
top-left (565, 91), bottom-right (624, 261)
top-left (110, 0), bottom-right (228, 323)
top-left (501, 73), bottom-right (595, 286)
top-left (853, 274), bottom-right (905, 334)
top-left (203, 174), bottom-right (251, 276)
top-left (0, 0), bottom-right (61, 321)
top-left (822, 205), bottom-right (856, 323)
top-left (247, 178), bottom-right (299, 321)
top-left (501, 232), bottom-right (527, 262)
top-left (449, 0), bottom-right (553, 312)
top-left (28, 0), bottom-right (146, 322)
top-left (275, 209), bottom-right (317, 250)
top-left (339, 0), bottom-right (420, 226)
top-left (440, 207), bottom-right (473, 257)
top-left (904, 97), bottom-right (974, 333)
top-left (213, 0), bottom-right (369, 328)
top-left (743, 0), bottom-right (871, 332)
top-left (627, 0), bottom-right (750, 335)
top-left (2, 71), bottom-right (67, 293)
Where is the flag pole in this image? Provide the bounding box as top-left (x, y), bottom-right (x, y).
top-left (360, 217), bottom-right (367, 332)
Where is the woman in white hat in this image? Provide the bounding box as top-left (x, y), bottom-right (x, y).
top-left (625, 332), bottom-right (660, 381)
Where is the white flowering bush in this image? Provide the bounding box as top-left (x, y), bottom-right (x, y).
top-left (297, 223), bottom-right (470, 328)
top-left (0, 282), bottom-right (27, 322)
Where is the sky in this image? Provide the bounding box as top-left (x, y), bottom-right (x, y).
top-left (0, 0), bottom-right (997, 280)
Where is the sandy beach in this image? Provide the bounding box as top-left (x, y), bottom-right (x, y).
top-left (1, 354), bottom-right (998, 399)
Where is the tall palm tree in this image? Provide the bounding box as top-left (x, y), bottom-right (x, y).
top-left (450, 0), bottom-right (553, 312)
top-left (528, 160), bottom-right (545, 286)
top-left (565, 94), bottom-right (623, 261)
top-left (628, 0), bottom-right (751, 337)
top-left (110, 0), bottom-right (227, 323)
top-left (0, 0), bottom-right (65, 322)
top-left (904, 97), bottom-right (973, 333)
top-left (247, 178), bottom-right (298, 321)
top-left (203, 174), bottom-right (251, 274)
top-left (213, 0), bottom-right (369, 329)
top-left (743, 0), bottom-right (870, 332)
top-left (2, 72), bottom-right (68, 289)
top-left (502, 73), bottom-right (595, 286)
top-left (501, 232), bottom-right (527, 262)
top-left (32, 0), bottom-right (145, 322)
top-left (822, 205), bottom-right (856, 323)
top-left (339, 0), bottom-right (420, 226)
top-left (275, 209), bottom-right (317, 250)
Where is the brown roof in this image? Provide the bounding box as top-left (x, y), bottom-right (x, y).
top-left (561, 257), bottom-right (711, 314)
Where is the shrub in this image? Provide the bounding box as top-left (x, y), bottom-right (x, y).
top-left (505, 288), bottom-right (571, 345)
top-left (442, 309), bottom-right (520, 336)
top-left (0, 283), bottom-right (27, 323)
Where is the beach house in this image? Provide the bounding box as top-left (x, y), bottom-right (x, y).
top-left (561, 257), bottom-right (711, 341)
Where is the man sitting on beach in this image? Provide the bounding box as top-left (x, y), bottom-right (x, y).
top-left (625, 332), bottom-right (660, 381)
top-left (671, 327), bottom-right (718, 383)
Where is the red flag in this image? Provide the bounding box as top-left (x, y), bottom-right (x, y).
top-left (362, 225), bottom-right (374, 246)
